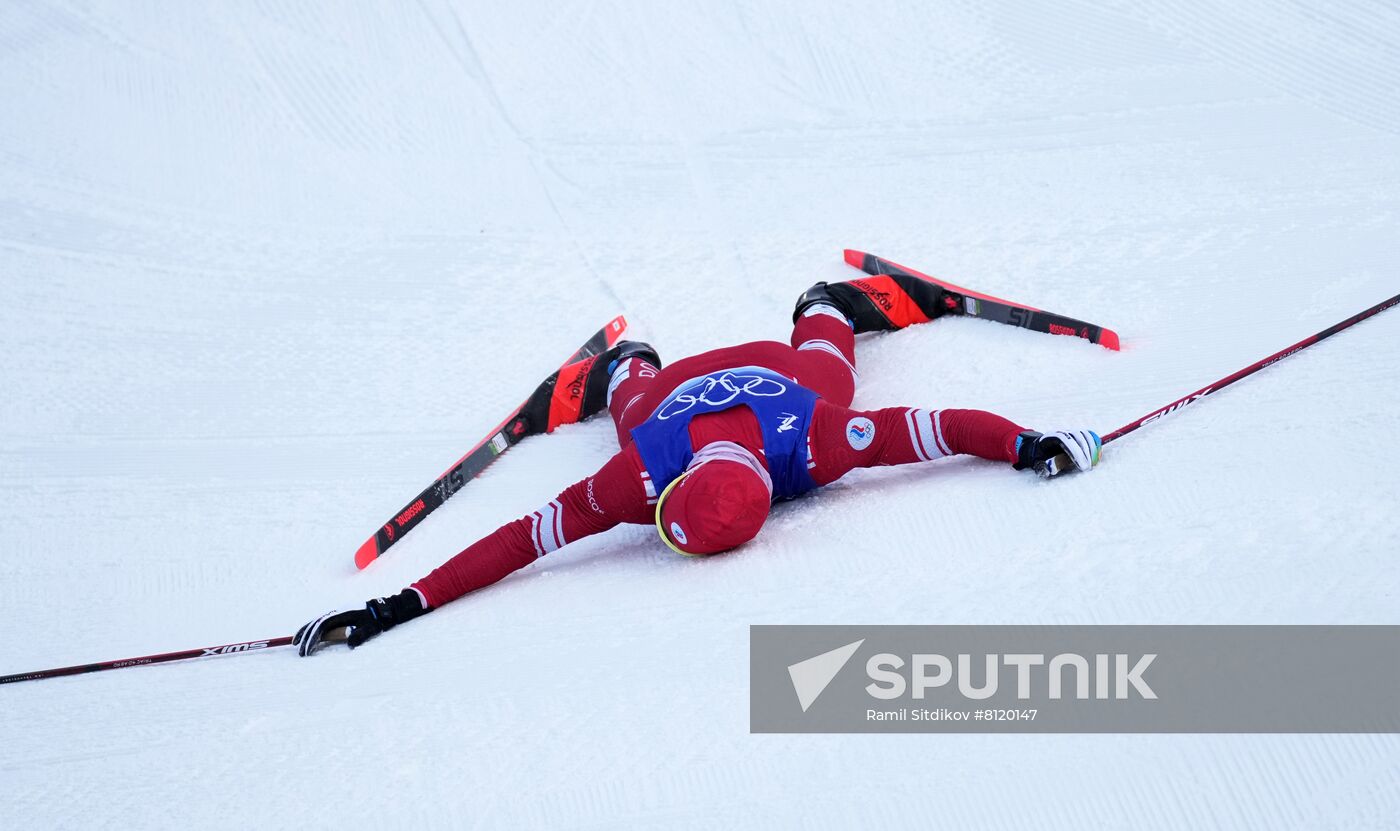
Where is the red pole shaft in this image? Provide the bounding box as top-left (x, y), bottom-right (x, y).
top-left (1104, 293), bottom-right (1400, 444)
top-left (0, 636), bottom-right (294, 686)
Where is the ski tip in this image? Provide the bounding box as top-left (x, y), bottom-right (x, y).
top-left (1098, 328), bottom-right (1121, 351)
top-left (606, 314), bottom-right (628, 347)
top-left (842, 249), bottom-right (866, 269)
top-left (353, 537), bottom-right (379, 570)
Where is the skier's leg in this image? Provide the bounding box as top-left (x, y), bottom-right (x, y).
top-left (789, 296), bottom-right (858, 407)
top-left (605, 343), bottom-right (663, 445)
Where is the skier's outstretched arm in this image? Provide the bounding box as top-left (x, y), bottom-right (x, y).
top-left (808, 401), bottom-right (1099, 483)
top-left (295, 447), bottom-right (651, 656)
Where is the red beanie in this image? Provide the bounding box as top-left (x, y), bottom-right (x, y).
top-left (657, 457), bottom-right (771, 556)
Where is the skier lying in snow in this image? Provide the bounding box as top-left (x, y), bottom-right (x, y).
top-left (295, 277), bottom-right (1103, 655)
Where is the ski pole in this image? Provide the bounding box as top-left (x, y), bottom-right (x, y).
top-left (1, 635), bottom-right (295, 686)
top-left (1046, 292), bottom-right (1400, 474)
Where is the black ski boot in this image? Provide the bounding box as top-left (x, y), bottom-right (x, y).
top-left (527, 341), bottom-right (662, 433)
top-left (794, 277), bottom-right (956, 335)
top-left (605, 340), bottom-right (662, 375)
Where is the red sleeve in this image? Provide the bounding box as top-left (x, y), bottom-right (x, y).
top-left (808, 400), bottom-right (1025, 486)
top-left (410, 445), bottom-right (653, 608)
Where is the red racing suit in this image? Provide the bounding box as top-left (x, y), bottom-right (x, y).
top-left (409, 311), bottom-right (1027, 608)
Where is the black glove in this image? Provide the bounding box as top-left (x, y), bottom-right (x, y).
top-left (293, 589), bottom-right (427, 657)
top-left (1013, 429), bottom-right (1102, 477)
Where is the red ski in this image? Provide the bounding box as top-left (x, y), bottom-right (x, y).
top-left (354, 315), bottom-right (628, 569)
top-left (844, 249), bottom-right (1120, 350)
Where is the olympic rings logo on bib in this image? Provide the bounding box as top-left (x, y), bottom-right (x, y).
top-left (655, 368), bottom-right (788, 421)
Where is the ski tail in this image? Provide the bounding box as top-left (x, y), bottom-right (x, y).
top-left (353, 315), bottom-right (627, 570)
top-left (843, 249), bottom-right (1120, 350)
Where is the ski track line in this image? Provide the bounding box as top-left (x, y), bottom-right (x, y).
top-left (972, 0), bottom-right (1188, 70)
top-left (1144, 0), bottom-right (1400, 136)
top-left (254, 22), bottom-right (385, 152)
top-left (232, 19), bottom-right (328, 150)
top-left (413, 0), bottom-right (627, 312)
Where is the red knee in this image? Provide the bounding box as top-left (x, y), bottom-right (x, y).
top-left (791, 310), bottom-right (857, 405)
top-left (607, 357), bottom-right (660, 442)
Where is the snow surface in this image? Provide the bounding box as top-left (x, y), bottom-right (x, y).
top-left (3, 1), bottom-right (1399, 828)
